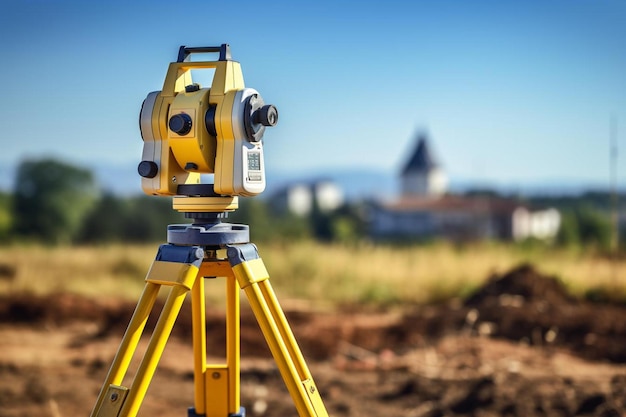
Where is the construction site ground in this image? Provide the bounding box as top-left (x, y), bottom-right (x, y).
top-left (2, 264), bottom-right (626, 417)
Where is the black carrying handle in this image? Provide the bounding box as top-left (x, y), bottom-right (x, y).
top-left (177, 44), bottom-right (232, 63)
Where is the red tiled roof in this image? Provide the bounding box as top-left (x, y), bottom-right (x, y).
top-left (381, 195), bottom-right (523, 214)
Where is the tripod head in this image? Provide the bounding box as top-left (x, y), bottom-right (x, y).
top-left (138, 44), bottom-right (278, 215)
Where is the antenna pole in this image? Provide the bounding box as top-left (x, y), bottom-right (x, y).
top-left (610, 114), bottom-right (619, 284)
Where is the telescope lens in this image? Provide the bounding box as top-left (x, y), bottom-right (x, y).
top-left (255, 105), bottom-right (279, 127)
top-left (243, 93), bottom-right (278, 142)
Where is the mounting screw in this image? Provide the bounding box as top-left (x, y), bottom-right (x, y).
top-left (212, 372), bottom-right (221, 379)
top-left (309, 386), bottom-right (316, 394)
top-left (110, 392), bottom-right (119, 402)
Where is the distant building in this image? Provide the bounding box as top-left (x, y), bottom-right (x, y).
top-left (512, 207), bottom-right (561, 241)
top-left (270, 179), bottom-right (344, 217)
top-left (368, 133), bottom-right (561, 242)
top-left (401, 134), bottom-right (448, 197)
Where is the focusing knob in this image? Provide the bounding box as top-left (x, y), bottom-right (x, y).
top-left (138, 161), bottom-right (158, 178)
top-left (254, 105), bottom-right (279, 127)
top-left (169, 113), bottom-right (193, 135)
top-left (205, 105), bottom-right (217, 136)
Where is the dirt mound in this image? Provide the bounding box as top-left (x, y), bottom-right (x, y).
top-left (0, 292), bottom-right (119, 324)
top-left (465, 263), bottom-right (576, 307)
top-left (461, 264), bottom-right (626, 363)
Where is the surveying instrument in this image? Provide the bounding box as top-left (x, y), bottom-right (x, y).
top-left (90, 44), bottom-right (329, 417)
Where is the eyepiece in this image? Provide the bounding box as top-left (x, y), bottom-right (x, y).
top-left (254, 105), bottom-right (278, 127)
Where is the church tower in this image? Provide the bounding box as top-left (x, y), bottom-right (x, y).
top-left (401, 133), bottom-right (447, 197)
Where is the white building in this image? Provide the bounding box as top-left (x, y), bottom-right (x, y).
top-left (512, 207), bottom-right (562, 241)
top-left (271, 180), bottom-right (344, 217)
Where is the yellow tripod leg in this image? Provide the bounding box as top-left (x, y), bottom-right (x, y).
top-left (227, 244), bottom-right (329, 417)
top-left (191, 258), bottom-right (243, 417)
top-left (119, 283), bottom-right (190, 416)
top-left (191, 271), bottom-right (207, 415)
top-left (90, 281), bottom-right (160, 417)
top-left (91, 244), bottom-right (204, 417)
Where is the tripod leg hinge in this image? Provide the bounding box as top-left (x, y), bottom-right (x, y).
top-left (303, 379), bottom-right (328, 417)
top-left (93, 385), bottom-right (129, 417)
top-left (226, 243), bottom-right (269, 288)
top-left (226, 243), bottom-right (260, 266)
top-left (145, 245), bottom-right (205, 289)
top-left (156, 244), bottom-right (204, 266)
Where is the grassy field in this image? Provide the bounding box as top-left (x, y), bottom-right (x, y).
top-left (0, 241), bottom-right (625, 308)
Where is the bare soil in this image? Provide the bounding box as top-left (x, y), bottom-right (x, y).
top-left (2, 264), bottom-right (626, 417)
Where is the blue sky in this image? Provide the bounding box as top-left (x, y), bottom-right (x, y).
top-left (1, 0), bottom-right (625, 192)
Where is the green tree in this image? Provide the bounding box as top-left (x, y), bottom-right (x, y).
top-left (309, 198), bottom-right (334, 241)
top-left (575, 206), bottom-right (612, 251)
top-left (121, 196), bottom-right (187, 242)
top-left (556, 209), bottom-right (580, 247)
top-left (12, 158), bottom-right (97, 244)
top-left (79, 193), bottom-right (129, 243)
top-left (0, 192), bottom-right (12, 243)
top-left (79, 194), bottom-right (190, 243)
top-left (557, 206), bottom-right (612, 251)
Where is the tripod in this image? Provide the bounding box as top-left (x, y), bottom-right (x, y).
top-left (90, 199), bottom-right (329, 417)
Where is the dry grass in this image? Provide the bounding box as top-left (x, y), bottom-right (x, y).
top-left (261, 241), bottom-right (626, 306)
top-left (0, 241), bottom-right (625, 307)
top-left (0, 245), bottom-right (153, 299)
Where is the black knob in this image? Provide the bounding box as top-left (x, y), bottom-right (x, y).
top-left (254, 105), bottom-right (279, 127)
top-left (169, 113), bottom-right (193, 135)
top-left (138, 161), bottom-right (158, 178)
